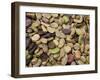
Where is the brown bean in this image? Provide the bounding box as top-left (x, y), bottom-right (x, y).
top-left (67, 54), bottom-right (74, 64)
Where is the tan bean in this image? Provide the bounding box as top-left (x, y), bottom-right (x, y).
top-left (42, 13), bottom-right (51, 19)
top-left (53, 39), bottom-right (59, 46)
top-left (58, 39), bottom-right (65, 48)
top-left (41, 25), bottom-right (47, 32)
top-left (64, 46), bottom-right (71, 54)
top-left (74, 16), bottom-right (83, 23)
top-left (40, 38), bottom-right (48, 44)
top-left (75, 50), bottom-right (81, 60)
top-left (33, 59), bottom-right (42, 67)
top-left (36, 13), bottom-right (42, 19)
top-left (51, 22), bottom-right (58, 28)
top-left (47, 27), bottom-right (55, 33)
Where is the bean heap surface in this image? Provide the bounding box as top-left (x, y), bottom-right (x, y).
top-left (26, 12), bottom-right (90, 67)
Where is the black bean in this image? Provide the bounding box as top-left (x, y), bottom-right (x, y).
top-left (28, 43), bottom-right (38, 54)
top-left (26, 55), bottom-right (33, 66)
top-left (40, 53), bottom-right (49, 61)
top-left (38, 29), bottom-right (55, 38)
top-left (41, 32), bottom-right (55, 38)
top-left (26, 37), bottom-right (32, 49)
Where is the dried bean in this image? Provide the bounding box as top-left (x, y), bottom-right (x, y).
top-left (75, 50), bottom-right (81, 60)
top-left (49, 48), bottom-right (60, 54)
top-left (28, 43), bottom-right (38, 54)
top-left (26, 17), bottom-right (32, 28)
top-left (40, 53), bottom-right (49, 61)
top-left (26, 13), bottom-right (90, 67)
top-left (53, 39), bottom-right (59, 46)
top-left (64, 46), bottom-right (71, 54)
top-left (40, 38), bottom-right (48, 44)
top-left (26, 37), bottom-right (32, 49)
top-left (48, 41), bottom-right (56, 49)
top-left (31, 34), bottom-right (40, 42)
top-left (51, 22), bottom-right (58, 28)
top-left (67, 53), bottom-right (74, 64)
top-left (62, 28), bottom-right (71, 35)
top-left (58, 39), bottom-right (65, 48)
top-left (61, 54), bottom-right (68, 65)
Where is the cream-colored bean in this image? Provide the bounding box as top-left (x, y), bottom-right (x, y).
top-left (31, 34), bottom-right (40, 42)
top-left (47, 27), bottom-right (55, 33)
top-left (53, 54), bottom-right (60, 59)
top-left (51, 13), bottom-right (58, 17)
top-left (31, 20), bottom-right (40, 29)
top-left (56, 30), bottom-right (66, 38)
top-left (58, 48), bottom-right (65, 61)
top-left (41, 21), bottom-right (50, 27)
top-left (53, 39), bottom-right (59, 46)
top-left (42, 13), bottom-right (51, 19)
top-left (58, 39), bottom-right (65, 48)
top-left (36, 13), bottom-right (42, 19)
top-left (40, 38), bottom-right (48, 44)
top-left (33, 59), bottom-right (42, 67)
top-left (51, 22), bottom-right (58, 28)
top-left (74, 43), bottom-right (80, 50)
top-left (64, 46), bottom-right (71, 54)
top-left (67, 43), bottom-right (73, 48)
top-left (41, 25), bottom-right (47, 32)
top-left (74, 16), bottom-right (83, 23)
top-left (76, 60), bottom-right (84, 65)
top-left (80, 56), bottom-right (86, 63)
top-left (35, 49), bottom-right (43, 56)
top-left (61, 54), bottom-right (67, 65)
top-left (31, 58), bottom-right (38, 65)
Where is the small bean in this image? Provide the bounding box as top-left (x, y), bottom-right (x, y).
top-left (64, 46), bottom-right (71, 54)
top-left (31, 34), bottom-right (40, 42)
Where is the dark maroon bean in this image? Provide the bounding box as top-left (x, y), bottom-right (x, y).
top-left (40, 53), bottom-right (49, 61)
top-left (26, 17), bottom-right (32, 28)
top-left (67, 53), bottom-right (74, 64)
top-left (62, 29), bottom-right (71, 35)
